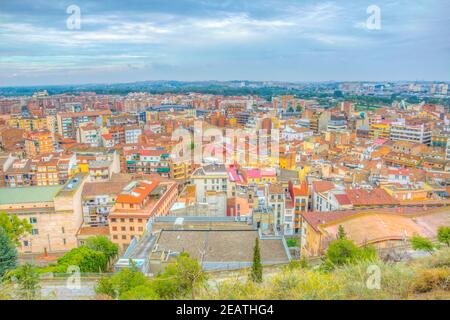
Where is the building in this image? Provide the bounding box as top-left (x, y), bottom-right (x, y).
top-left (115, 216), bottom-right (290, 273)
top-left (24, 130), bottom-right (54, 157)
top-left (108, 179), bottom-right (178, 251)
top-left (57, 110), bottom-right (111, 139)
top-left (124, 148), bottom-right (171, 177)
top-left (0, 174), bottom-right (87, 255)
top-left (81, 175), bottom-right (133, 227)
top-left (390, 122), bottom-right (432, 145)
top-left (191, 163), bottom-right (228, 216)
top-left (447, 139), bottom-right (450, 161)
top-left (299, 207), bottom-right (449, 257)
top-left (76, 123), bottom-right (102, 147)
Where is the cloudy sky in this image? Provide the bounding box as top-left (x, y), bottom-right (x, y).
top-left (0, 0), bottom-right (449, 86)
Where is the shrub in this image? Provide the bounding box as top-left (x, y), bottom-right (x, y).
top-left (413, 268), bottom-right (450, 293)
top-left (325, 239), bottom-right (377, 268)
top-left (119, 285), bottom-right (159, 300)
top-left (412, 247), bottom-right (450, 269)
top-left (57, 246), bottom-right (108, 273)
top-left (437, 227), bottom-right (450, 247)
top-left (411, 235), bottom-right (435, 253)
top-left (334, 261), bottom-right (415, 300)
top-left (286, 238), bottom-right (299, 247)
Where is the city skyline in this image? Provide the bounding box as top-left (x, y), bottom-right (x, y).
top-left (1, 0), bottom-right (449, 86)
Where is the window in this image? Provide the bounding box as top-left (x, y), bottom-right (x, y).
top-left (112, 226), bottom-right (117, 231)
top-left (138, 219), bottom-right (142, 223)
top-left (113, 235), bottom-right (118, 240)
top-left (31, 229), bottom-right (39, 235)
top-left (122, 235), bottom-right (126, 240)
top-left (121, 226), bottom-right (126, 231)
top-left (29, 217), bottom-right (37, 224)
top-left (129, 218), bottom-right (134, 223)
top-left (63, 239), bottom-right (66, 245)
top-left (111, 218), bottom-right (116, 222)
top-left (130, 226), bottom-right (135, 231)
top-left (120, 218), bottom-right (125, 222)
top-left (61, 227), bottom-right (65, 234)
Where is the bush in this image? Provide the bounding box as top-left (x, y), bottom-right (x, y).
top-left (284, 257), bottom-right (309, 271)
top-left (95, 267), bottom-right (150, 299)
top-left (437, 227), bottom-right (450, 247)
top-left (57, 246), bottom-right (108, 273)
top-left (325, 239), bottom-right (377, 268)
top-left (412, 248), bottom-right (450, 269)
top-left (268, 269), bottom-right (343, 300)
top-left (411, 235), bottom-right (435, 253)
top-left (334, 261), bottom-right (415, 300)
top-left (413, 268), bottom-right (450, 293)
top-left (119, 285), bottom-right (159, 300)
top-left (286, 238), bottom-right (299, 247)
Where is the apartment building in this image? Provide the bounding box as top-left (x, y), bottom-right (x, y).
top-left (76, 123), bottom-right (102, 147)
top-left (390, 122), bottom-right (432, 145)
top-left (124, 148), bottom-right (171, 177)
top-left (81, 176), bottom-right (133, 227)
top-left (191, 163), bottom-right (228, 216)
top-left (108, 179), bottom-right (178, 251)
top-left (57, 110), bottom-right (111, 139)
top-left (24, 130), bottom-right (54, 157)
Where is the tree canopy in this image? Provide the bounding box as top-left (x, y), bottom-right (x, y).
top-left (0, 212), bottom-right (32, 247)
top-left (0, 226), bottom-right (17, 279)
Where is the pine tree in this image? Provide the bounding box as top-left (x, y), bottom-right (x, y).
top-left (0, 226), bottom-right (17, 278)
top-left (337, 225), bottom-right (347, 240)
top-left (250, 237), bottom-right (263, 283)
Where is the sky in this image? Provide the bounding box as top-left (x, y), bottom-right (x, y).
top-left (0, 0), bottom-right (449, 86)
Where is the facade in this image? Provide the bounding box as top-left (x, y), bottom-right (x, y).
top-left (24, 130), bottom-right (54, 157)
top-left (0, 174), bottom-right (87, 254)
top-left (108, 179), bottom-right (178, 251)
top-left (390, 122), bottom-right (432, 145)
top-left (125, 148), bottom-right (171, 177)
top-left (57, 110), bottom-right (111, 139)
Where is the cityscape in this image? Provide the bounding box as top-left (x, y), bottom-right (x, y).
top-left (0, 0), bottom-right (449, 307)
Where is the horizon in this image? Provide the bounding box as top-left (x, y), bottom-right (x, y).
top-left (1, 79), bottom-right (449, 90)
top-left (1, 0), bottom-right (449, 86)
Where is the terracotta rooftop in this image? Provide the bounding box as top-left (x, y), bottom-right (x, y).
top-left (345, 188), bottom-right (399, 206)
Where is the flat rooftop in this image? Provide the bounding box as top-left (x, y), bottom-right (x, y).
top-left (152, 229), bottom-right (289, 263)
top-left (0, 185), bottom-right (61, 205)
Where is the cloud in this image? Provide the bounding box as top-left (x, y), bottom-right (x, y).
top-left (0, 0), bottom-right (449, 85)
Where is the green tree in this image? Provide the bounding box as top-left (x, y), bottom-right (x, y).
top-left (152, 264), bottom-right (186, 299)
top-left (172, 252), bottom-right (206, 300)
top-left (0, 212), bottom-right (32, 247)
top-left (250, 237), bottom-right (263, 283)
top-left (85, 236), bottom-right (119, 266)
top-left (14, 263), bottom-right (40, 300)
top-left (337, 225), bottom-right (347, 240)
top-left (437, 227), bottom-right (450, 247)
top-left (326, 239), bottom-right (360, 266)
top-left (95, 266), bottom-right (149, 299)
top-left (325, 239), bottom-right (376, 267)
top-left (57, 246), bottom-right (108, 273)
top-left (287, 107), bottom-right (294, 113)
top-left (296, 105), bottom-right (302, 112)
top-left (119, 285), bottom-right (159, 300)
top-left (411, 235), bottom-right (435, 253)
top-left (0, 226), bottom-right (17, 279)
top-left (151, 253), bottom-right (207, 299)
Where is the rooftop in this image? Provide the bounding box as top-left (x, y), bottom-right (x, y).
top-left (0, 185), bottom-right (61, 205)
